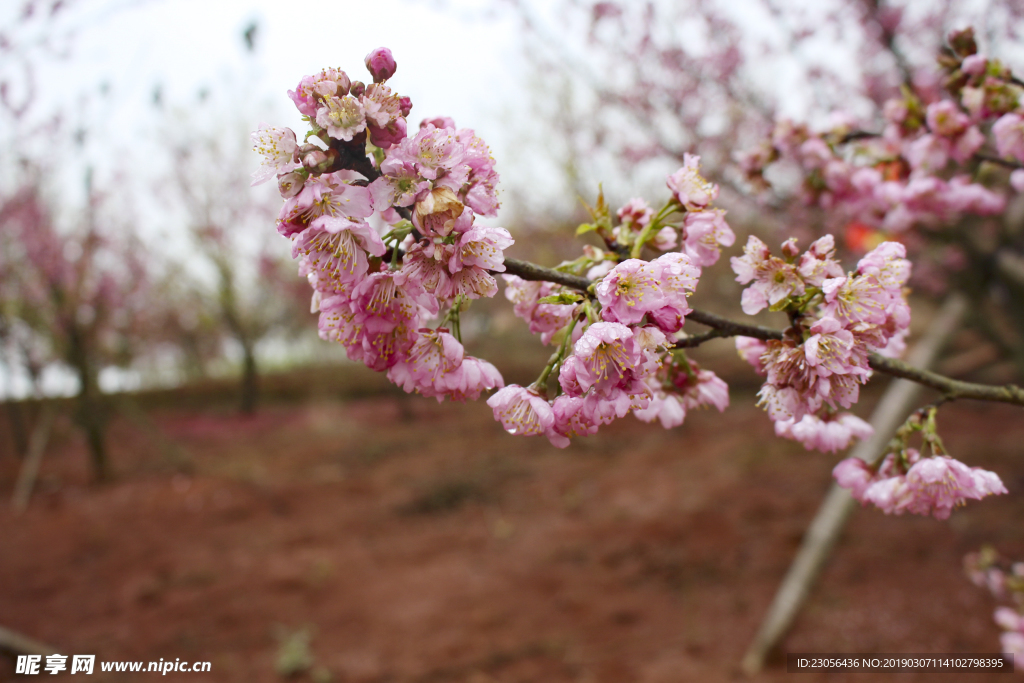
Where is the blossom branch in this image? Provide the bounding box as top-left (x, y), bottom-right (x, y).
top-left (500, 256), bottom-right (1024, 407)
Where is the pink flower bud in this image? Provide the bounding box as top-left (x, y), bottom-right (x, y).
top-left (421, 116), bottom-right (456, 131)
top-left (365, 47), bottom-right (397, 83)
top-left (398, 96), bottom-right (413, 117)
top-left (277, 172), bottom-right (305, 198)
top-left (349, 81), bottom-right (365, 98)
top-left (301, 148), bottom-right (328, 169)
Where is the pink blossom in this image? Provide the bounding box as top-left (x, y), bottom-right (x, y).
top-left (288, 69), bottom-right (350, 116)
top-left (251, 125), bottom-right (299, 186)
top-left (821, 276), bottom-right (891, 326)
top-left (277, 172), bottom-right (305, 199)
top-left (1000, 632), bottom-right (1024, 664)
top-left (369, 157), bottom-right (430, 208)
top-left (446, 266), bottom-right (499, 301)
top-left (994, 607), bottom-right (1024, 633)
top-left (632, 392), bottom-right (688, 429)
top-left (487, 385), bottom-right (555, 436)
top-left (318, 272), bottom-right (422, 371)
top-left (833, 458), bottom-right (875, 500)
top-left (651, 227), bottom-right (678, 251)
top-left (774, 412), bottom-right (873, 452)
top-left (802, 317), bottom-right (868, 376)
top-left (558, 355), bottom-right (586, 397)
top-left (646, 252), bottom-right (699, 333)
top-left (595, 259), bottom-right (665, 325)
top-left (551, 395), bottom-right (602, 442)
top-left (926, 101), bottom-right (970, 137)
top-left (449, 224), bottom-right (514, 274)
top-left (455, 128), bottom-right (501, 217)
top-left (617, 198), bottom-right (653, 229)
top-left (394, 127), bottom-right (468, 183)
top-left (904, 134), bottom-right (949, 173)
top-left (278, 174), bottom-right (374, 238)
top-left (856, 241), bottom-right (911, 287)
top-left (902, 455), bottom-right (1007, 519)
top-left (387, 329), bottom-right (464, 398)
top-left (368, 115), bottom-right (408, 150)
top-left (310, 67), bottom-right (352, 99)
top-left (797, 235), bottom-right (844, 286)
top-left (502, 275), bottom-right (577, 345)
top-left (395, 239), bottom-right (453, 300)
top-left (758, 335), bottom-right (867, 421)
top-left (994, 113), bottom-right (1024, 162)
top-left (316, 95), bottom-right (366, 141)
top-left (1011, 169), bottom-right (1024, 193)
top-left (634, 364), bottom-right (729, 429)
top-left (364, 47), bottom-right (397, 83)
top-left (421, 116), bottom-right (456, 131)
top-left (835, 451), bottom-right (1007, 519)
top-left (735, 336), bottom-right (768, 375)
top-left (951, 125), bottom-right (985, 163)
top-left (731, 236), bottom-right (804, 315)
top-left (437, 356), bottom-right (503, 402)
top-left (961, 54), bottom-right (987, 77)
top-left (682, 209), bottom-right (735, 266)
top-left (572, 322), bottom-right (643, 395)
top-left (288, 75), bottom-right (320, 117)
top-left (361, 83), bottom-right (401, 128)
top-left (666, 154), bottom-right (718, 210)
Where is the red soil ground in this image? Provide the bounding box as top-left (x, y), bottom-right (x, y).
top-left (0, 381), bottom-right (1022, 682)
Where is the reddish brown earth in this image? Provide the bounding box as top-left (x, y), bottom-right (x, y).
top-left (0, 380), bottom-right (1022, 682)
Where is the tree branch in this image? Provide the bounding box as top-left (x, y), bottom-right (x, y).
top-left (866, 352), bottom-right (1024, 405)
top-left (500, 256), bottom-right (1024, 407)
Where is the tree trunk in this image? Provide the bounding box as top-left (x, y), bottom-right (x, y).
top-left (5, 401), bottom-right (29, 458)
top-left (11, 403), bottom-right (56, 514)
top-left (240, 340), bottom-right (258, 415)
top-left (68, 327), bottom-right (110, 482)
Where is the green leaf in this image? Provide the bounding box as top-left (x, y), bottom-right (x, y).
top-left (537, 292), bottom-right (583, 305)
top-left (575, 222), bottom-right (597, 236)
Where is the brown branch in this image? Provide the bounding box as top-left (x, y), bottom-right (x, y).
top-left (502, 257), bottom-right (592, 291)
top-left (975, 153), bottom-right (1024, 170)
top-left (867, 352), bottom-right (1024, 405)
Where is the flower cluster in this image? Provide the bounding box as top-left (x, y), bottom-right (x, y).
top-left (597, 155), bottom-right (735, 267)
top-left (254, 49), bottom-right (509, 402)
top-left (737, 28), bottom-right (1023, 299)
top-left (491, 247), bottom-right (725, 448)
top-left (257, 50), bottom-right (1008, 541)
top-left (964, 547), bottom-right (1024, 666)
top-left (732, 236), bottom-right (910, 452)
top-left (833, 449), bottom-right (1006, 519)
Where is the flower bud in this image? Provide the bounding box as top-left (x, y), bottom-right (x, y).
top-left (421, 116), bottom-right (456, 131)
top-left (349, 81), bottom-right (365, 98)
top-left (301, 148), bottom-right (328, 169)
top-left (398, 96), bottom-right (413, 117)
top-left (365, 47), bottom-right (397, 83)
top-left (278, 172), bottom-right (305, 198)
top-left (781, 238), bottom-right (800, 258)
top-left (948, 27), bottom-right (977, 58)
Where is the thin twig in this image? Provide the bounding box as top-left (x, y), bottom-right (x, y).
top-left (975, 153), bottom-right (1024, 170)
